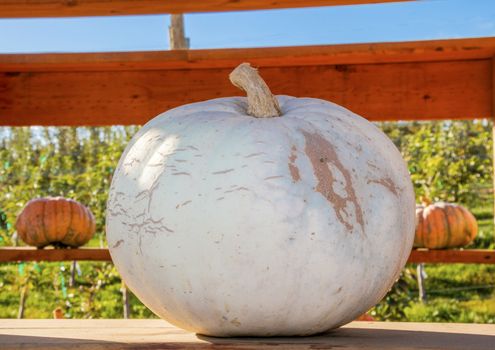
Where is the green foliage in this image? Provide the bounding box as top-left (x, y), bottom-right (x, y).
top-left (0, 126), bottom-right (139, 246)
top-left (379, 120), bottom-right (493, 205)
top-left (0, 126), bottom-right (151, 318)
top-left (371, 268), bottom-right (417, 321)
top-left (403, 297), bottom-right (495, 323)
top-left (0, 261), bottom-right (155, 318)
top-left (0, 121), bottom-right (494, 321)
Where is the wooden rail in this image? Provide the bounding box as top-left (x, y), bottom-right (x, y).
top-left (0, 247), bottom-right (111, 262)
top-left (1, 37), bottom-right (494, 126)
top-left (1, 247), bottom-right (494, 264)
top-left (0, 0), bottom-right (413, 18)
top-left (408, 249), bottom-right (495, 264)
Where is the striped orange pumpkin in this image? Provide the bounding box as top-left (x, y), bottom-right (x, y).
top-left (16, 197), bottom-right (96, 248)
top-left (414, 201), bottom-right (477, 249)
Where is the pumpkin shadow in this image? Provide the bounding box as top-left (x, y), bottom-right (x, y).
top-left (1, 321), bottom-right (494, 350)
top-left (197, 325), bottom-right (495, 350)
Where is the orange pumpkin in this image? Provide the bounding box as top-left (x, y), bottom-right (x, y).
top-left (415, 201), bottom-right (477, 249)
top-left (356, 313), bottom-right (375, 321)
top-left (16, 197), bottom-right (96, 248)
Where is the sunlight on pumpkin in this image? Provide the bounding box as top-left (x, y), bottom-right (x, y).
top-left (138, 133), bottom-right (180, 187)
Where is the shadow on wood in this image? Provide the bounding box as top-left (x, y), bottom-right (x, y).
top-left (0, 319), bottom-right (494, 350)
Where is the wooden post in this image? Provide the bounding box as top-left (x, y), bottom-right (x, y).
top-left (17, 284), bottom-right (28, 319)
top-left (169, 14), bottom-right (189, 50)
top-left (121, 282), bottom-right (130, 319)
top-left (416, 263), bottom-right (427, 303)
top-left (69, 261), bottom-right (76, 287)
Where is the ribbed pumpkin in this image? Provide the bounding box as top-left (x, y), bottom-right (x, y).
top-left (415, 201), bottom-right (477, 249)
top-left (106, 63), bottom-right (415, 336)
top-left (16, 197), bottom-right (96, 248)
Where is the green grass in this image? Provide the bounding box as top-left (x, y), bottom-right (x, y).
top-left (0, 261), bottom-right (155, 319)
top-left (403, 296), bottom-right (495, 323)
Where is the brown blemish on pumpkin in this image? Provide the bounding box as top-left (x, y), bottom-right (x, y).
top-left (302, 130), bottom-right (365, 235)
top-left (224, 187), bottom-right (250, 193)
top-left (123, 157), bottom-right (140, 168)
top-left (112, 239), bottom-right (124, 248)
top-left (264, 175), bottom-right (284, 180)
top-left (367, 161), bottom-right (379, 170)
top-left (212, 169), bottom-right (235, 175)
top-left (244, 152), bottom-right (266, 158)
top-left (172, 172), bottom-right (191, 176)
top-left (230, 318), bottom-right (242, 327)
top-left (288, 145), bottom-right (301, 182)
top-left (147, 162), bottom-right (166, 167)
top-left (367, 178), bottom-right (400, 196)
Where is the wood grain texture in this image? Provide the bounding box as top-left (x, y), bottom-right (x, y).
top-left (0, 247), bottom-right (111, 262)
top-left (408, 249), bottom-right (495, 264)
top-left (0, 0), bottom-right (413, 18)
top-left (2, 37), bottom-right (494, 126)
top-left (0, 319), bottom-right (494, 350)
top-left (2, 37), bottom-right (495, 72)
top-left (1, 247), bottom-right (494, 263)
top-left (0, 60), bottom-right (491, 126)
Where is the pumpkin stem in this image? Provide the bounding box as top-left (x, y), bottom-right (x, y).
top-left (229, 63), bottom-right (282, 118)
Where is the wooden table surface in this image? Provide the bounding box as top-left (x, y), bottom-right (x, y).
top-left (1, 319), bottom-right (494, 350)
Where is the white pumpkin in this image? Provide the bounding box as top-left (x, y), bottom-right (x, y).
top-left (107, 63), bottom-right (415, 336)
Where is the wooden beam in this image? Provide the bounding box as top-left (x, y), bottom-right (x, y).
top-left (1, 59), bottom-right (491, 126)
top-left (0, 1), bottom-right (413, 18)
top-left (2, 37), bottom-right (495, 72)
top-left (1, 38), bottom-right (494, 126)
top-left (1, 247), bottom-right (494, 264)
top-left (408, 249), bottom-right (495, 264)
top-left (0, 247), bottom-right (111, 262)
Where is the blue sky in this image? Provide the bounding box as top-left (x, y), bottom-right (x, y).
top-left (0, 0), bottom-right (494, 53)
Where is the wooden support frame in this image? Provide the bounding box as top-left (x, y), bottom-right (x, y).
top-left (0, 248), bottom-right (111, 262)
top-left (0, 1), bottom-right (413, 18)
top-left (1, 37), bottom-right (494, 126)
top-left (1, 247), bottom-right (494, 264)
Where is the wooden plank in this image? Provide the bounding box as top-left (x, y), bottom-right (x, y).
top-left (1, 38), bottom-right (494, 126)
top-left (1, 59), bottom-right (491, 126)
top-left (0, 247), bottom-right (111, 262)
top-left (408, 249), bottom-right (495, 264)
top-left (1, 247), bottom-right (494, 264)
top-left (0, 1), bottom-right (413, 18)
top-left (1, 319), bottom-right (494, 350)
top-left (2, 37), bottom-right (495, 72)
top-left (169, 14), bottom-right (188, 50)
